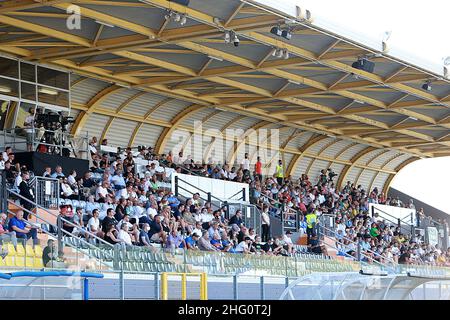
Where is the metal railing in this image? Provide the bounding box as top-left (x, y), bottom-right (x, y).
top-left (370, 205), bottom-right (414, 236)
top-left (259, 193), bottom-right (299, 234)
top-left (28, 176), bottom-right (60, 209)
top-left (174, 176), bottom-right (224, 210)
top-left (2, 127), bottom-right (89, 159)
top-left (317, 223), bottom-right (397, 274)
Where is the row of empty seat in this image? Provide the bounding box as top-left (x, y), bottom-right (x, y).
top-left (0, 243), bottom-right (44, 269)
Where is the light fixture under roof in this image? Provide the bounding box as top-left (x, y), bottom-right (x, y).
top-left (233, 34), bottom-right (239, 47)
top-left (224, 31), bottom-right (230, 43)
top-left (208, 55), bottom-right (223, 62)
top-left (408, 116), bottom-right (418, 121)
top-left (288, 79), bottom-right (300, 85)
top-left (180, 14), bottom-right (187, 25)
top-left (38, 87), bottom-right (58, 95)
top-left (270, 25), bottom-right (282, 37)
top-left (353, 99), bottom-right (364, 104)
top-left (0, 85), bottom-right (11, 93)
top-left (95, 20), bottom-right (114, 28)
top-left (276, 49), bottom-right (283, 58)
top-left (422, 80), bottom-right (432, 91)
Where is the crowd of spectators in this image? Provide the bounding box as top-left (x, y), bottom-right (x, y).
top-left (1, 141), bottom-right (449, 267)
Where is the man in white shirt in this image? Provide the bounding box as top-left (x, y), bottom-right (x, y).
top-left (86, 209), bottom-right (103, 240)
top-left (173, 151), bottom-right (184, 165)
top-left (116, 214), bottom-right (133, 232)
top-left (282, 231), bottom-right (294, 254)
top-left (118, 223), bottom-right (133, 246)
top-left (192, 221), bottom-right (202, 239)
top-left (24, 108), bottom-right (35, 152)
top-left (2, 146), bottom-right (12, 162)
top-left (60, 178), bottom-right (75, 198)
top-left (67, 170), bottom-right (77, 186)
top-left (235, 237), bottom-right (252, 253)
top-left (146, 202), bottom-right (158, 220)
top-left (220, 164), bottom-right (229, 180)
top-left (95, 181), bottom-right (109, 202)
top-left (241, 153), bottom-right (250, 175)
top-left (228, 167), bottom-right (237, 180)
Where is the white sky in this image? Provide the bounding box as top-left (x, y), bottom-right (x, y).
top-left (295, 0), bottom-right (450, 214)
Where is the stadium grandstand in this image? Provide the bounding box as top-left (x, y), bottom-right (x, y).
top-left (0, 0), bottom-right (449, 301)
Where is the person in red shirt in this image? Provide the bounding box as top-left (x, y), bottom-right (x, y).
top-left (255, 156), bottom-right (263, 182)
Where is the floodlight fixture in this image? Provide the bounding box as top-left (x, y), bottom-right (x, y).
top-left (180, 14), bottom-right (187, 25)
top-left (270, 25), bottom-right (282, 37)
top-left (233, 34), bottom-right (240, 47)
top-left (422, 80), bottom-right (432, 91)
top-left (281, 28), bottom-right (292, 40)
top-left (224, 31), bottom-right (230, 43)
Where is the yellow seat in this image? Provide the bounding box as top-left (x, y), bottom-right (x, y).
top-left (25, 257), bottom-right (34, 268)
top-left (6, 243), bottom-right (16, 256)
top-left (34, 245), bottom-right (43, 258)
top-left (33, 258), bottom-right (44, 269)
top-left (5, 256), bottom-right (14, 267)
top-left (25, 245), bottom-right (35, 257)
top-left (15, 256), bottom-right (25, 267)
top-left (0, 257), bottom-right (5, 267)
top-left (16, 244), bottom-right (25, 257)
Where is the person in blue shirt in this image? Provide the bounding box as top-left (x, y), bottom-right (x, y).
top-left (184, 232), bottom-right (200, 250)
top-left (8, 210), bottom-right (38, 246)
top-left (50, 165), bottom-right (65, 179)
top-left (167, 192), bottom-right (180, 210)
top-left (210, 233), bottom-right (224, 251)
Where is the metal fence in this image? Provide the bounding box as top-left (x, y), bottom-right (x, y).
top-left (29, 176), bottom-right (60, 209)
top-left (2, 128), bottom-right (89, 159)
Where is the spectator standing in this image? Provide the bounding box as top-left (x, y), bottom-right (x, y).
top-left (18, 171), bottom-right (34, 219)
top-left (275, 159), bottom-right (284, 185)
top-left (305, 210), bottom-right (317, 244)
top-left (255, 156), bottom-right (263, 182)
top-left (261, 206), bottom-right (271, 242)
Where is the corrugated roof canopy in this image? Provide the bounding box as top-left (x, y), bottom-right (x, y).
top-left (1, 0), bottom-right (450, 193)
